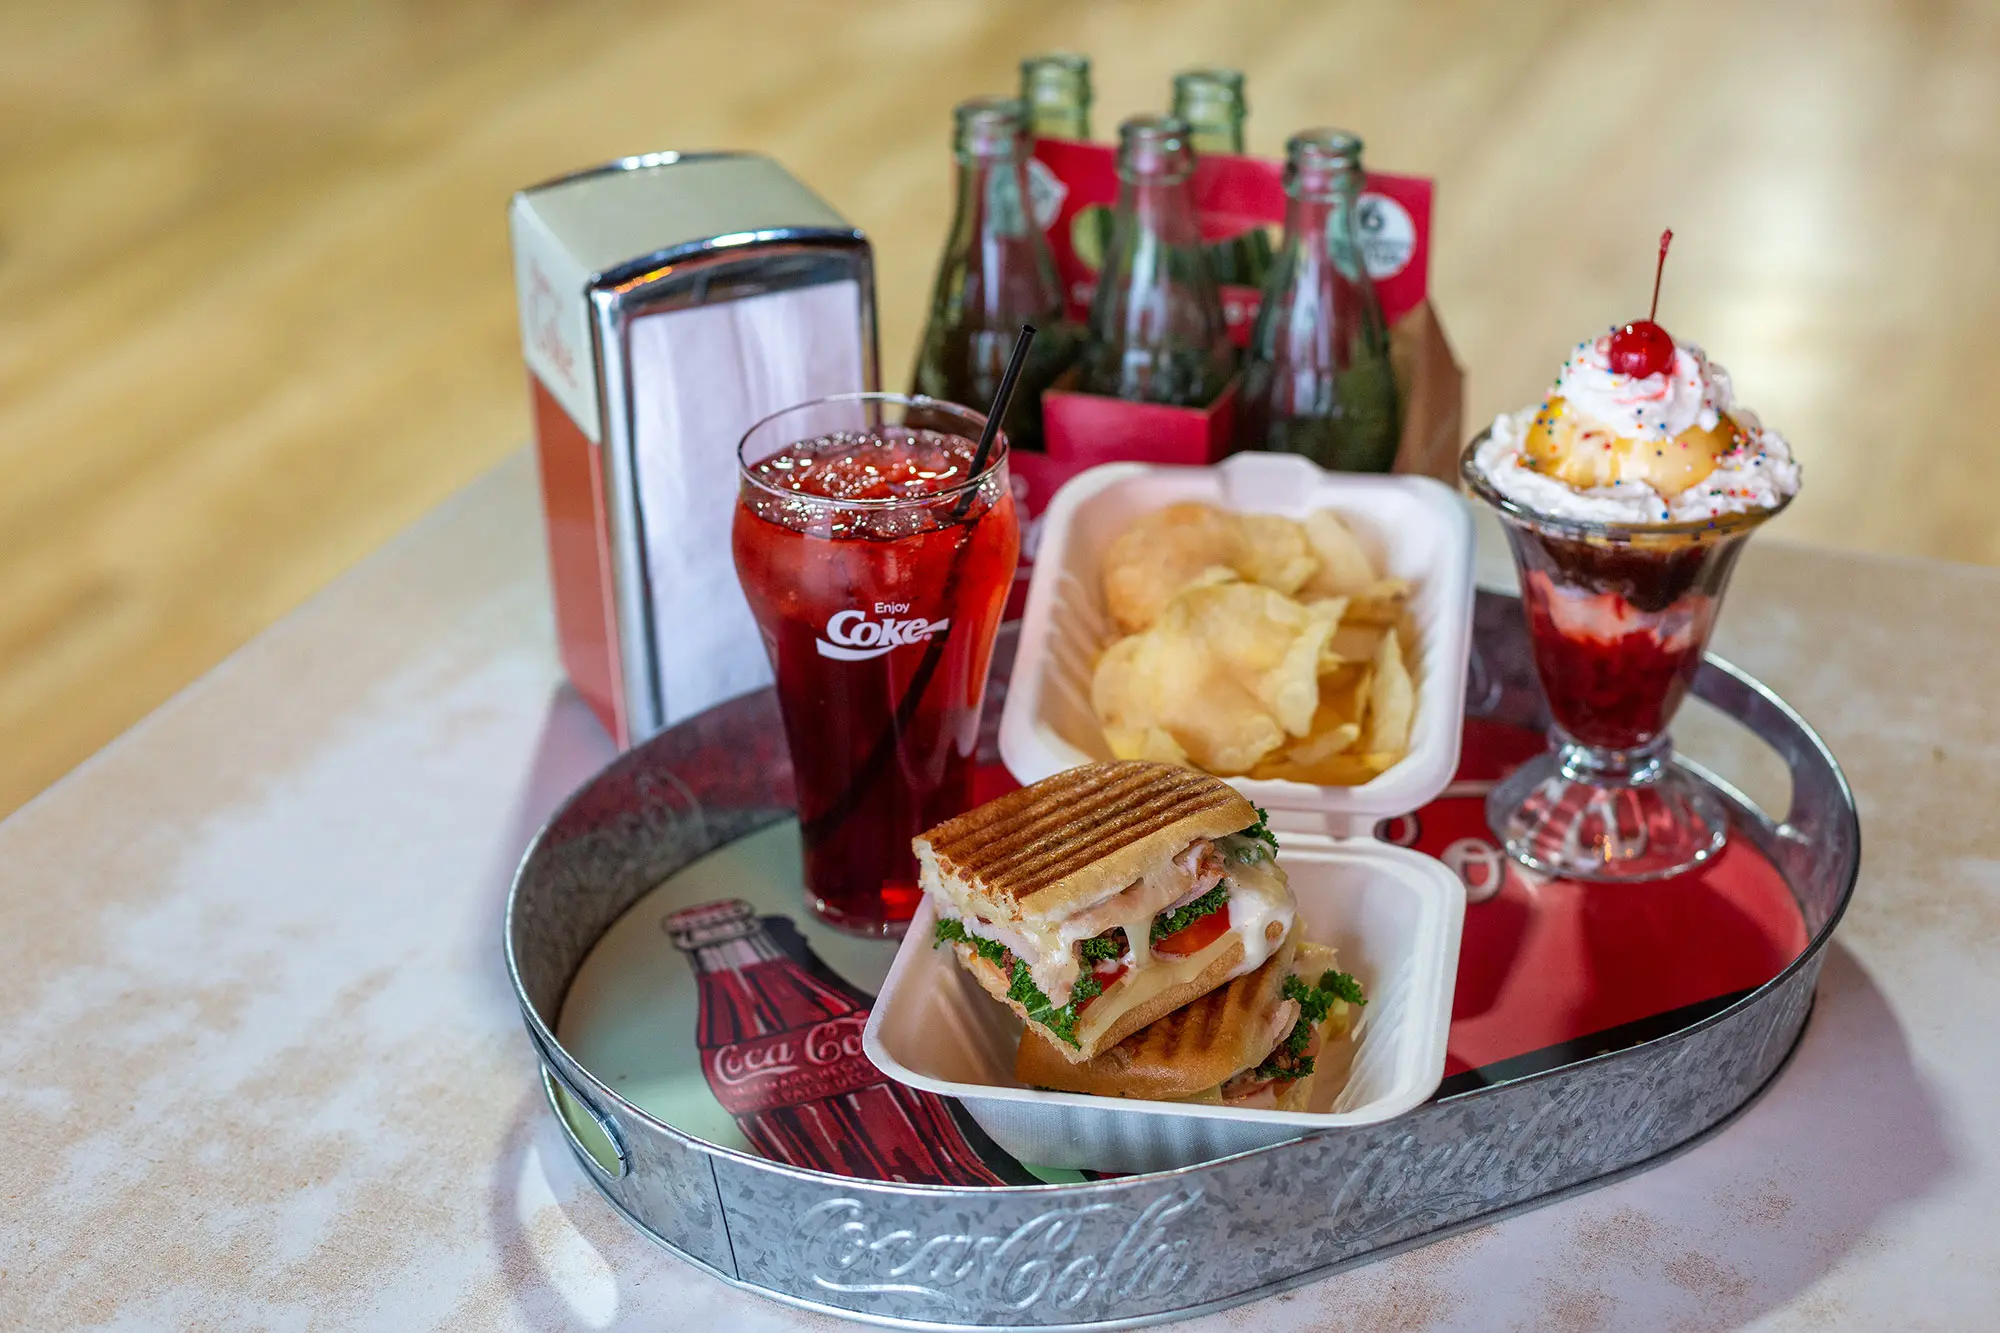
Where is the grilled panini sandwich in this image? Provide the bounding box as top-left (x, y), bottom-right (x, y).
top-left (1016, 939), bottom-right (1362, 1110)
top-left (915, 761), bottom-right (1296, 1063)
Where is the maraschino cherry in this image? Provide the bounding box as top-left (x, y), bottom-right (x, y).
top-left (1606, 229), bottom-right (1676, 379)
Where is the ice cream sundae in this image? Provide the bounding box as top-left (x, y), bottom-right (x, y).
top-left (1461, 232), bottom-right (1801, 881)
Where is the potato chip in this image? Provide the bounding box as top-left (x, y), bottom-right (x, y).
top-left (1285, 720), bottom-right (1361, 767)
top-left (1092, 607), bottom-right (1284, 775)
top-left (1103, 725), bottom-right (1192, 766)
top-left (1101, 502), bottom-right (1239, 633)
top-left (1231, 513), bottom-right (1317, 595)
top-left (1102, 504), bottom-right (1340, 632)
top-left (1090, 579), bottom-right (1344, 774)
top-left (1342, 581), bottom-right (1411, 628)
top-left (1325, 624), bottom-right (1385, 667)
top-left (1256, 751), bottom-right (1402, 786)
top-left (1304, 595), bottom-right (1350, 622)
top-left (1365, 629), bottom-right (1416, 755)
top-left (1300, 510), bottom-right (1378, 597)
top-left (1171, 581), bottom-right (1341, 737)
top-left (1246, 754), bottom-right (1302, 783)
top-left (1317, 662), bottom-right (1374, 725)
top-left (1301, 598), bottom-right (1350, 669)
top-left (1093, 500), bottom-right (1420, 786)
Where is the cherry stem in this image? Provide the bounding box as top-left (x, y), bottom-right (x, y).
top-left (1648, 229), bottom-right (1674, 323)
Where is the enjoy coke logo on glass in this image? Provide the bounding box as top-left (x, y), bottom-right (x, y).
top-left (815, 603), bottom-right (951, 662)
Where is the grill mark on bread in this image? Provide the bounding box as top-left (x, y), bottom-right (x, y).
top-left (965, 783), bottom-right (1206, 887)
top-left (921, 762), bottom-right (1253, 911)
top-left (1117, 952), bottom-right (1279, 1070)
top-left (934, 764), bottom-right (1191, 878)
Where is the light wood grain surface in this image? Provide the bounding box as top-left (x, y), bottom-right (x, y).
top-left (4, 0), bottom-right (1998, 817)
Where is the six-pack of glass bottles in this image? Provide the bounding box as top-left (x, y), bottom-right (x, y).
top-left (911, 54), bottom-right (1403, 473)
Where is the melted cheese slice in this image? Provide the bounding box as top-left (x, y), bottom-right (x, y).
top-left (1214, 834), bottom-right (1294, 980)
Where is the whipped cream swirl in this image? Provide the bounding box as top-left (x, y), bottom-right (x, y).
top-left (1473, 338), bottom-right (1802, 525)
top-left (1555, 335), bottom-right (1723, 440)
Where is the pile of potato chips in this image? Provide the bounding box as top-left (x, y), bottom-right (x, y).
top-left (1091, 503), bottom-right (1417, 785)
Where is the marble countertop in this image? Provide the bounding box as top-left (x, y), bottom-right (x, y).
top-left (5, 453), bottom-right (1996, 1330)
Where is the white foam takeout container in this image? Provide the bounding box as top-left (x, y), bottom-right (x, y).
top-left (863, 835), bottom-right (1465, 1174)
top-left (998, 452), bottom-right (1476, 839)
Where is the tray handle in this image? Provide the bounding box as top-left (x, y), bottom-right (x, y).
top-left (541, 1060), bottom-right (630, 1180)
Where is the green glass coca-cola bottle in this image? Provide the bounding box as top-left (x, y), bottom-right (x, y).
top-left (1169, 67), bottom-right (1274, 291)
top-left (1233, 130), bottom-right (1400, 472)
top-left (1020, 53), bottom-right (1111, 278)
top-left (1078, 115), bottom-right (1237, 407)
top-left (911, 96), bottom-right (1078, 451)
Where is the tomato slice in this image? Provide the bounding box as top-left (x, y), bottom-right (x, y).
top-left (1151, 902), bottom-right (1232, 958)
top-left (1077, 961), bottom-right (1128, 1011)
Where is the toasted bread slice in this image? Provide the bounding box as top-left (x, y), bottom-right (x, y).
top-left (1016, 936), bottom-right (1300, 1095)
top-left (914, 761), bottom-right (1256, 924)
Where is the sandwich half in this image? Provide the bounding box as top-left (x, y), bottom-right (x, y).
top-left (1016, 939), bottom-right (1363, 1110)
top-left (915, 760), bottom-right (1296, 1062)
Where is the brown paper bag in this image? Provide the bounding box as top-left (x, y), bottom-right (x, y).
top-left (1390, 299), bottom-right (1466, 486)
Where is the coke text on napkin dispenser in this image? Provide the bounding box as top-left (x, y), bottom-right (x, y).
top-left (510, 152), bottom-right (879, 747)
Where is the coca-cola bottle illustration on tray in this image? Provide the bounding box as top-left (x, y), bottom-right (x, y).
top-left (664, 899), bottom-right (1025, 1186)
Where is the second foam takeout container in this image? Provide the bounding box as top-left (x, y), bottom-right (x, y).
top-left (865, 834), bottom-right (1463, 1173)
top-left (866, 452), bottom-right (1477, 1172)
top-left (1000, 450), bottom-right (1477, 838)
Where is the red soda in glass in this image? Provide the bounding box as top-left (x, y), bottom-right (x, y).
top-left (733, 394), bottom-right (1019, 936)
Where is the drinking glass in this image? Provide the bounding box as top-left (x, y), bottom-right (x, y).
top-left (733, 393), bottom-right (1019, 934)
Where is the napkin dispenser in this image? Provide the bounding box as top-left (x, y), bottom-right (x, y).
top-left (510, 151), bottom-right (878, 747)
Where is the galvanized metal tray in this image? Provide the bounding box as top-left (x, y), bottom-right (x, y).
top-left (504, 591), bottom-right (1859, 1329)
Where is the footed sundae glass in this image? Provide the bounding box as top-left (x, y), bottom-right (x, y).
top-left (1462, 434), bottom-right (1789, 881)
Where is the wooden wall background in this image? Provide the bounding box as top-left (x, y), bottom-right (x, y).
top-left (4, 0), bottom-right (1998, 815)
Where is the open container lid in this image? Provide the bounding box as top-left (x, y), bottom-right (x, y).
top-left (864, 833), bottom-right (1465, 1173)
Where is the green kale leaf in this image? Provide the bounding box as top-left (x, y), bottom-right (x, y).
top-left (1262, 967), bottom-right (1368, 1076)
top-left (1077, 933), bottom-right (1125, 964)
top-left (1250, 1051), bottom-right (1317, 1083)
top-left (1007, 960), bottom-right (1093, 1047)
top-left (938, 918), bottom-right (1112, 1049)
top-left (1151, 883), bottom-right (1230, 944)
top-left (1319, 968), bottom-right (1367, 1006)
top-left (933, 916), bottom-right (1008, 967)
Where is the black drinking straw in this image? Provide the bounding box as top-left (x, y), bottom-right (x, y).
top-left (955, 323), bottom-right (1037, 515)
top-left (800, 324), bottom-right (1038, 845)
